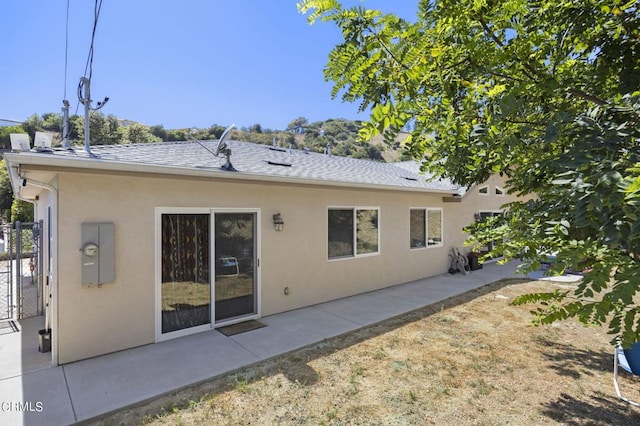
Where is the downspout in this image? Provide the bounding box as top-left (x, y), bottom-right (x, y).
top-left (10, 166), bottom-right (59, 365)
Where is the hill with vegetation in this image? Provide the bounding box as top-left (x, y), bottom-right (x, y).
top-left (0, 113), bottom-right (409, 162)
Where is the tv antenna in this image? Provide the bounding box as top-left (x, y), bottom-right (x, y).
top-left (188, 123), bottom-right (237, 171)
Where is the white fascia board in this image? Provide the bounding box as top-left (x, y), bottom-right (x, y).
top-left (3, 152), bottom-right (459, 196)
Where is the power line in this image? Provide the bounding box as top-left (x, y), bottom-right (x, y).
top-left (75, 0), bottom-right (104, 116)
top-left (83, 0), bottom-right (104, 80)
top-left (63, 0), bottom-right (70, 100)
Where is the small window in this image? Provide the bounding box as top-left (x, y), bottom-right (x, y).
top-left (328, 209), bottom-right (354, 258)
top-left (357, 209), bottom-right (379, 255)
top-left (410, 209), bottom-right (426, 248)
top-left (410, 208), bottom-right (443, 249)
top-left (328, 208), bottom-right (379, 259)
top-left (495, 186), bottom-right (504, 196)
top-left (475, 211), bottom-right (503, 256)
top-left (427, 209), bottom-right (442, 246)
top-left (478, 185), bottom-right (488, 195)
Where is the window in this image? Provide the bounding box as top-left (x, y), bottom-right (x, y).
top-left (410, 209), bottom-right (426, 248)
top-left (495, 186), bottom-right (504, 196)
top-left (476, 211), bottom-right (503, 256)
top-left (410, 208), bottom-right (443, 249)
top-left (478, 185), bottom-right (488, 195)
top-left (328, 208), bottom-right (379, 259)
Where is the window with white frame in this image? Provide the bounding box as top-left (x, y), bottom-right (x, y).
top-left (328, 207), bottom-right (379, 259)
top-left (410, 208), bottom-right (443, 249)
top-left (478, 185), bottom-right (489, 195)
top-left (476, 211), bottom-right (503, 256)
top-left (495, 186), bottom-right (504, 196)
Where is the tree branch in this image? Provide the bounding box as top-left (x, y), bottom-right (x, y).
top-left (373, 33), bottom-right (411, 71)
top-left (478, 17), bottom-right (609, 107)
top-left (478, 16), bottom-right (539, 82)
top-left (567, 88), bottom-right (608, 106)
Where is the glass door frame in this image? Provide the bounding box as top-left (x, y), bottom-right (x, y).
top-left (213, 208), bottom-right (261, 327)
top-left (155, 207), bottom-right (261, 342)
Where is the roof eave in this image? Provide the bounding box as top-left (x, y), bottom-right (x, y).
top-left (4, 152), bottom-right (458, 195)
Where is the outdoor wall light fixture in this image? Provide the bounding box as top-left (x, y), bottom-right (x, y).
top-left (273, 213), bottom-right (284, 232)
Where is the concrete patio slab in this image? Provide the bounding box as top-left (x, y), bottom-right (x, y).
top-left (0, 317), bottom-right (50, 381)
top-left (313, 290), bottom-right (423, 326)
top-left (527, 270), bottom-right (582, 282)
top-left (0, 261), bottom-right (524, 425)
top-left (64, 329), bottom-right (260, 421)
top-left (230, 307), bottom-right (360, 359)
top-left (0, 367), bottom-right (75, 426)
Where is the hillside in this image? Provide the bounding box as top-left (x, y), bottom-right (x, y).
top-left (233, 118), bottom-right (409, 162)
top-left (2, 113), bottom-right (409, 163)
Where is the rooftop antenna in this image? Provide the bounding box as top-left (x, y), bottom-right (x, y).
top-left (188, 123), bottom-right (237, 172)
top-left (61, 100), bottom-right (71, 148)
top-left (78, 76), bottom-right (109, 154)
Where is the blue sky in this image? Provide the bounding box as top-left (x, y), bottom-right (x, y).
top-left (1, 1), bottom-right (417, 131)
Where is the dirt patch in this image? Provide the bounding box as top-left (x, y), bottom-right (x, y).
top-left (97, 279), bottom-right (640, 425)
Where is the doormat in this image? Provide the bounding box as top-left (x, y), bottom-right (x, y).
top-left (0, 321), bottom-right (19, 336)
top-left (218, 320), bottom-right (266, 337)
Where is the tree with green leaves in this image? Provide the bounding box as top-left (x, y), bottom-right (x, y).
top-left (10, 198), bottom-right (33, 223)
top-left (124, 122), bottom-right (161, 144)
top-left (0, 126), bottom-right (26, 150)
top-left (21, 114), bottom-right (44, 141)
top-left (0, 160), bottom-right (14, 221)
top-left (299, 0), bottom-right (640, 346)
top-left (286, 116), bottom-right (309, 132)
top-left (42, 112), bottom-right (62, 132)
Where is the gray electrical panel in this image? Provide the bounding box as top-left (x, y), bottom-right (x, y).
top-left (81, 223), bottom-right (115, 285)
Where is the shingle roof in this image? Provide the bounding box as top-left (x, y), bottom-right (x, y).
top-left (11, 140), bottom-right (465, 194)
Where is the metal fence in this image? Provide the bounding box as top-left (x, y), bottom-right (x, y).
top-left (0, 226), bottom-right (13, 320)
top-left (0, 221), bottom-right (43, 321)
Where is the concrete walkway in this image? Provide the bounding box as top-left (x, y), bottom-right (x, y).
top-left (0, 262), bottom-right (521, 425)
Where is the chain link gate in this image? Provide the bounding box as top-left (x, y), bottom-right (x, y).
top-left (0, 225), bottom-right (13, 320)
top-left (0, 221), bottom-right (44, 321)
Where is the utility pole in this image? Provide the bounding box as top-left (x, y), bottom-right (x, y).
top-left (79, 77), bottom-right (92, 153)
top-left (78, 76), bottom-right (108, 154)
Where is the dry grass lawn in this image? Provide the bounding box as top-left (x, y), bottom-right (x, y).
top-left (100, 278), bottom-right (640, 425)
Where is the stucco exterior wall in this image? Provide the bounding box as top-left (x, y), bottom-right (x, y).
top-left (446, 174), bottom-right (516, 250)
top-left (54, 171), bottom-right (515, 363)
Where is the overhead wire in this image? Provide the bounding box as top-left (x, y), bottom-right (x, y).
top-left (62, 0), bottom-right (75, 142)
top-left (76, 0), bottom-right (104, 115)
top-left (84, 0), bottom-right (104, 80)
top-left (63, 0), bottom-right (104, 146)
top-left (63, 0), bottom-right (70, 100)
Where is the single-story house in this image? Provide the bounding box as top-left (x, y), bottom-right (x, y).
top-left (5, 138), bottom-right (515, 365)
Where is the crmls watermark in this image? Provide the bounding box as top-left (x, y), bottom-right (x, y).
top-left (0, 401), bottom-right (44, 413)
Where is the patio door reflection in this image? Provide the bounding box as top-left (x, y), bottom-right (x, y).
top-left (161, 214), bottom-right (210, 334)
top-left (214, 212), bottom-right (257, 322)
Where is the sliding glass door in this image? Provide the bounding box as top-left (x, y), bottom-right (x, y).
top-left (160, 213), bottom-right (211, 334)
top-left (157, 209), bottom-right (259, 340)
top-left (214, 212), bottom-right (257, 322)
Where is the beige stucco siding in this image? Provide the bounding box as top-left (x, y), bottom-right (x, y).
top-left (53, 171), bottom-right (514, 363)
